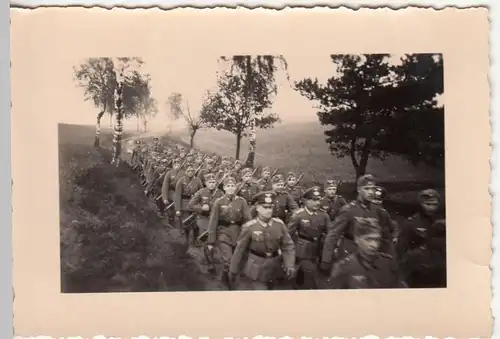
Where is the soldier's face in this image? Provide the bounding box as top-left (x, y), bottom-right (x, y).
top-left (206, 180), bottom-right (216, 190)
top-left (263, 171), bottom-right (271, 178)
top-left (256, 204), bottom-right (274, 220)
top-left (325, 187), bottom-right (337, 197)
top-left (224, 183), bottom-right (236, 195)
top-left (287, 178), bottom-right (297, 186)
top-left (234, 163), bottom-right (242, 170)
top-left (173, 164), bottom-right (180, 170)
top-left (358, 184), bottom-right (377, 201)
top-left (185, 168), bottom-right (195, 177)
top-left (243, 174), bottom-right (252, 182)
top-left (305, 198), bottom-right (321, 211)
top-left (272, 182), bottom-right (284, 191)
top-left (422, 199), bottom-right (439, 214)
top-left (356, 233), bottom-right (381, 255)
top-left (180, 152), bottom-right (186, 158)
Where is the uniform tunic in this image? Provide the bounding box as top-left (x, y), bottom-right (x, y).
top-left (174, 176), bottom-right (204, 224)
top-left (257, 177), bottom-right (272, 191)
top-left (397, 212), bottom-right (446, 288)
top-left (319, 195), bottom-right (347, 222)
top-left (286, 185), bottom-right (304, 205)
top-left (187, 187), bottom-right (224, 233)
top-left (237, 180), bottom-right (260, 204)
top-left (321, 200), bottom-right (397, 265)
top-left (207, 195), bottom-right (252, 269)
top-left (328, 252), bottom-right (406, 289)
top-left (287, 207), bottom-right (331, 289)
top-left (161, 169), bottom-right (179, 202)
top-left (230, 218), bottom-right (296, 290)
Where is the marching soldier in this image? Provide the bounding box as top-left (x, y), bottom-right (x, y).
top-left (397, 189), bottom-right (446, 288)
top-left (269, 174), bottom-right (299, 223)
top-left (236, 168), bottom-right (260, 204)
top-left (130, 140), bottom-right (142, 171)
top-left (161, 159), bottom-right (181, 210)
top-left (319, 179), bottom-right (347, 222)
top-left (287, 187), bottom-right (331, 289)
top-left (257, 167), bottom-right (273, 191)
top-left (229, 191), bottom-right (296, 290)
top-left (206, 176), bottom-right (252, 289)
top-left (327, 217), bottom-right (406, 289)
top-left (197, 158), bottom-right (216, 184)
top-left (187, 173), bottom-right (224, 247)
top-left (320, 174), bottom-right (398, 274)
top-left (285, 172), bottom-right (304, 206)
top-left (174, 164), bottom-right (204, 245)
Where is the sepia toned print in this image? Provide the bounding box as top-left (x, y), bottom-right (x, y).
top-left (62, 53), bottom-right (445, 293)
top-left (11, 7), bottom-right (490, 338)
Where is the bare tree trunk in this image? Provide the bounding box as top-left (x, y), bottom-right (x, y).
top-left (244, 120), bottom-right (256, 168)
top-left (235, 132), bottom-right (242, 160)
top-left (350, 137), bottom-right (372, 179)
top-left (94, 108), bottom-right (106, 147)
top-left (190, 128), bottom-right (198, 148)
top-left (111, 76), bottom-right (124, 166)
top-left (136, 115), bottom-right (140, 132)
top-left (109, 113), bottom-right (113, 128)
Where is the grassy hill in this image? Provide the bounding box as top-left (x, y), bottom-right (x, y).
top-left (58, 123), bottom-right (222, 293)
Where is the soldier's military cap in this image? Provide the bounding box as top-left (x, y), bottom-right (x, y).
top-left (287, 172), bottom-right (297, 179)
top-left (153, 137), bottom-right (159, 141)
top-left (234, 160), bottom-right (243, 165)
top-left (262, 166), bottom-right (271, 173)
top-left (206, 158), bottom-right (214, 165)
top-left (303, 186), bottom-right (323, 200)
top-left (185, 163), bottom-right (195, 171)
top-left (241, 168), bottom-right (253, 176)
top-left (418, 189), bottom-right (440, 202)
top-left (253, 191), bottom-right (277, 206)
top-left (161, 158), bottom-right (168, 163)
top-left (325, 179), bottom-right (339, 188)
top-left (223, 176), bottom-right (237, 186)
top-left (204, 173), bottom-right (216, 182)
top-left (271, 174), bottom-right (285, 184)
top-left (135, 140), bottom-right (141, 144)
top-left (357, 174), bottom-right (378, 188)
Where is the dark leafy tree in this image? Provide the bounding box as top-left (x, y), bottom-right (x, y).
top-left (295, 53), bottom-right (444, 178)
top-left (200, 55), bottom-right (288, 163)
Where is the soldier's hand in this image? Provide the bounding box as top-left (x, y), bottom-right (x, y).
top-left (201, 204), bottom-right (210, 212)
top-left (175, 211), bottom-right (181, 217)
top-left (207, 244), bottom-right (214, 251)
top-left (284, 267), bottom-right (296, 279)
top-left (163, 200), bottom-right (168, 205)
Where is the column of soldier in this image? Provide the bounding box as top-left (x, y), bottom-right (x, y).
top-left (129, 137), bottom-right (447, 291)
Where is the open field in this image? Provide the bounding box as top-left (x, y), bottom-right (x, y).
top-left (170, 121), bottom-right (444, 184)
top-left (59, 123), bottom-right (223, 292)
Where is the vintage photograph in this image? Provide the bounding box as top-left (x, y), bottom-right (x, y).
top-left (60, 53), bottom-right (446, 293)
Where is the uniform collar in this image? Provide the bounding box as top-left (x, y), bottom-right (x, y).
top-left (304, 207), bottom-right (316, 215)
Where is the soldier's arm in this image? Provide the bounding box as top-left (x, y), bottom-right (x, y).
top-left (241, 198), bottom-right (252, 222)
top-left (187, 190), bottom-right (203, 213)
top-left (286, 192), bottom-right (299, 211)
top-left (286, 210), bottom-right (301, 239)
top-left (207, 199), bottom-right (221, 244)
top-left (321, 206), bottom-right (351, 264)
top-left (279, 222), bottom-right (296, 269)
top-left (229, 224), bottom-right (252, 275)
top-left (161, 171), bottom-right (171, 201)
top-left (174, 178), bottom-right (184, 213)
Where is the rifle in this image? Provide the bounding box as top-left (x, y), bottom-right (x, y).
top-left (295, 173), bottom-right (304, 185)
top-left (271, 168), bottom-right (280, 177)
top-left (194, 154), bottom-right (209, 176)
